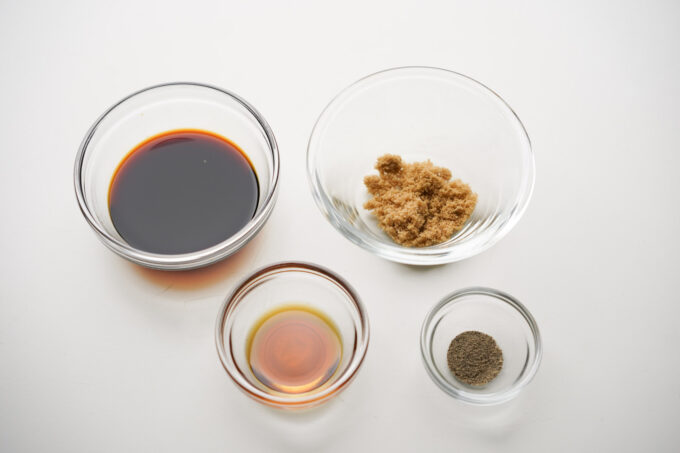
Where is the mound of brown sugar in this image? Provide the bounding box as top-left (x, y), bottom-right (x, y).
top-left (363, 154), bottom-right (477, 247)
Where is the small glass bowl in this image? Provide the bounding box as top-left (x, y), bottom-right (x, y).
top-left (307, 67), bottom-right (534, 265)
top-left (215, 262), bottom-right (370, 409)
top-left (74, 82), bottom-right (280, 270)
top-left (420, 287), bottom-right (542, 405)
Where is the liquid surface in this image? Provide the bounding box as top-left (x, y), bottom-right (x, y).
top-left (247, 305), bottom-right (342, 394)
top-left (109, 129), bottom-right (259, 254)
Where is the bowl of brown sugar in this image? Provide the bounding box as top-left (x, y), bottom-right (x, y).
top-left (420, 287), bottom-right (542, 405)
top-left (307, 67), bottom-right (534, 265)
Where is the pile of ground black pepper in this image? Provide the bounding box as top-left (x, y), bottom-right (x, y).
top-left (447, 331), bottom-right (503, 386)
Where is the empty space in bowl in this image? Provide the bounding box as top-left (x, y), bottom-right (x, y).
top-left (308, 67), bottom-right (533, 262)
top-left (80, 83), bottom-right (275, 245)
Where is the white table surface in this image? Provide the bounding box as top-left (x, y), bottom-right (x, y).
top-left (1, 1), bottom-right (679, 451)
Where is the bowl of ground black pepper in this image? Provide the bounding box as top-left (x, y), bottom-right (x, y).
top-left (307, 67), bottom-right (534, 265)
top-left (420, 287), bottom-right (542, 405)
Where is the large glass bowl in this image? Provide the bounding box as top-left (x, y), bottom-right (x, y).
top-left (215, 262), bottom-right (370, 409)
top-left (74, 82), bottom-right (279, 270)
top-left (307, 67), bottom-right (533, 265)
top-left (420, 287), bottom-right (542, 405)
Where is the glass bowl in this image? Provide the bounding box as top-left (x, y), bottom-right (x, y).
top-left (74, 82), bottom-right (279, 270)
top-left (420, 287), bottom-right (541, 405)
top-left (215, 262), bottom-right (370, 409)
top-left (307, 67), bottom-right (534, 265)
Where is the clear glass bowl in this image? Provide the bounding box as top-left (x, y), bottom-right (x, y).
top-left (215, 262), bottom-right (370, 409)
top-left (74, 82), bottom-right (279, 270)
top-left (307, 67), bottom-right (534, 265)
top-left (420, 287), bottom-right (542, 405)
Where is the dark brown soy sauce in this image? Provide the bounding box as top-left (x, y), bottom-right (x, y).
top-left (109, 129), bottom-right (259, 255)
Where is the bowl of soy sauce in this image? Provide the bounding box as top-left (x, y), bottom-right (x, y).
top-left (74, 83), bottom-right (279, 270)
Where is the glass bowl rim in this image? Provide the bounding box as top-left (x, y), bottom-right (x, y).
top-left (306, 66), bottom-right (535, 265)
top-left (420, 286), bottom-right (542, 405)
top-left (73, 81), bottom-right (280, 270)
top-left (214, 261), bottom-right (370, 408)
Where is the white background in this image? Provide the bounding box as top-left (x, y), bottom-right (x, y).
top-left (1, 0), bottom-right (679, 451)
